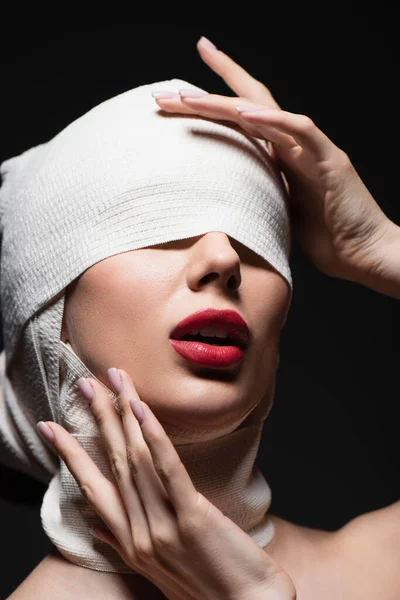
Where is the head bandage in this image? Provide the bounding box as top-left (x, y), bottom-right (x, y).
top-left (0, 78), bottom-right (292, 573)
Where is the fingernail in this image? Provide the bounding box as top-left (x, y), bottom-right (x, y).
top-left (151, 91), bottom-right (179, 99)
top-left (108, 367), bottom-right (123, 394)
top-left (37, 421), bottom-right (55, 444)
top-left (236, 105), bottom-right (263, 113)
top-left (77, 377), bottom-right (95, 402)
top-left (179, 89), bottom-right (208, 99)
top-left (129, 397), bottom-right (145, 424)
top-left (199, 36), bottom-right (217, 51)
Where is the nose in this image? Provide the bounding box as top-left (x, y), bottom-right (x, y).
top-left (187, 232), bottom-right (242, 293)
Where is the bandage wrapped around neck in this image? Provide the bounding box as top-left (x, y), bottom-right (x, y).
top-left (0, 78), bottom-right (292, 573)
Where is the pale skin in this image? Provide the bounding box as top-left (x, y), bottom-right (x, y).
top-left (7, 37), bottom-right (400, 600)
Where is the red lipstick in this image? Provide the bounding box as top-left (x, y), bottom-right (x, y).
top-left (169, 308), bottom-right (250, 368)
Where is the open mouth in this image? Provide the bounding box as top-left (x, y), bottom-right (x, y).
top-left (178, 333), bottom-right (244, 348)
top-left (170, 309), bottom-right (250, 362)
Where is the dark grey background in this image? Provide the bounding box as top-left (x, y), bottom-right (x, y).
top-left (0, 14), bottom-right (398, 599)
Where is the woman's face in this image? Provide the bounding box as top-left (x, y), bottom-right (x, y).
top-left (61, 232), bottom-right (291, 432)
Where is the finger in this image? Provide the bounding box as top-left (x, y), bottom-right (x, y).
top-left (91, 526), bottom-right (194, 600)
top-left (152, 92), bottom-right (201, 116)
top-left (238, 108), bottom-right (335, 159)
top-left (89, 524), bottom-right (125, 556)
top-left (42, 420), bottom-right (132, 551)
top-left (154, 92), bottom-right (267, 144)
top-left (152, 91), bottom-right (255, 132)
top-left (41, 416), bottom-right (191, 594)
top-left (237, 115), bottom-right (296, 147)
top-left (114, 370), bottom-right (177, 524)
top-left (196, 36), bottom-right (281, 109)
top-left (80, 377), bottom-right (151, 544)
top-left (119, 371), bottom-right (199, 517)
top-left (152, 92), bottom-right (257, 138)
top-left (178, 93), bottom-right (294, 146)
top-left (177, 92), bottom-right (252, 121)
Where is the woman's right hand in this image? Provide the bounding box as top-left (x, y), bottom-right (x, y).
top-left (38, 368), bottom-right (296, 600)
top-left (153, 37), bottom-right (399, 300)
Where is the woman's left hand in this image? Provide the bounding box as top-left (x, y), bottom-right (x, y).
top-left (37, 369), bottom-right (296, 600)
top-left (151, 37), bottom-right (400, 296)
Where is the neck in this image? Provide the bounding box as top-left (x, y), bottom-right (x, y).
top-left (39, 341), bottom-right (276, 574)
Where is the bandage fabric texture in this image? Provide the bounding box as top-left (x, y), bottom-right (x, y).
top-left (0, 78), bottom-right (292, 572)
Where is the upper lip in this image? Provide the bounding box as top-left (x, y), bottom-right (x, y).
top-left (170, 308), bottom-right (250, 349)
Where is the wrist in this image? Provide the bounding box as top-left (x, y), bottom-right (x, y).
top-left (355, 219), bottom-right (400, 300)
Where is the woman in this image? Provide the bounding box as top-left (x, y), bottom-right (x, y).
top-left (2, 36), bottom-right (399, 599)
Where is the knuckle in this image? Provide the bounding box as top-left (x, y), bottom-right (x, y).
top-left (177, 512), bottom-right (202, 541)
top-left (256, 80), bottom-right (271, 95)
top-left (79, 481), bottom-right (94, 504)
top-left (145, 429), bottom-right (163, 447)
top-left (90, 403), bottom-right (106, 428)
top-left (134, 538), bottom-right (154, 563)
top-left (154, 456), bottom-right (182, 482)
top-left (297, 114), bottom-right (315, 132)
top-left (118, 402), bottom-right (132, 420)
top-left (151, 522), bottom-right (174, 550)
top-left (178, 493), bottom-right (213, 539)
top-left (146, 420), bottom-right (169, 442)
top-left (126, 444), bottom-right (145, 476)
top-left (109, 450), bottom-right (128, 484)
top-left (335, 149), bottom-right (353, 171)
top-left (178, 515), bottom-right (200, 542)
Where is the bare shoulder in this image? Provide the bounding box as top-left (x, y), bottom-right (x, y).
top-left (268, 505), bottom-right (400, 599)
top-left (6, 549), bottom-right (164, 600)
top-left (328, 501), bottom-right (400, 597)
top-left (336, 500), bottom-right (400, 549)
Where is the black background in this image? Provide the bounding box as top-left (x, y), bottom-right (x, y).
top-left (0, 15), bottom-right (398, 599)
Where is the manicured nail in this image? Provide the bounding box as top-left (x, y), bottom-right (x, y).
top-left (108, 367), bottom-right (123, 394)
top-left (151, 91), bottom-right (179, 99)
top-left (37, 421), bottom-right (55, 444)
top-left (198, 36), bottom-right (217, 51)
top-left (129, 397), bottom-right (145, 424)
top-left (179, 89), bottom-right (208, 99)
top-left (236, 105), bottom-right (263, 113)
top-left (77, 377), bottom-right (95, 402)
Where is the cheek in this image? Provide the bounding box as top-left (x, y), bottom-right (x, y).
top-left (249, 276), bottom-right (290, 340)
top-left (244, 276), bottom-right (289, 384)
top-left (64, 267), bottom-right (171, 380)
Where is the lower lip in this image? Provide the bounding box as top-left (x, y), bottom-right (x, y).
top-left (169, 339), bottom-right (244, 367)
